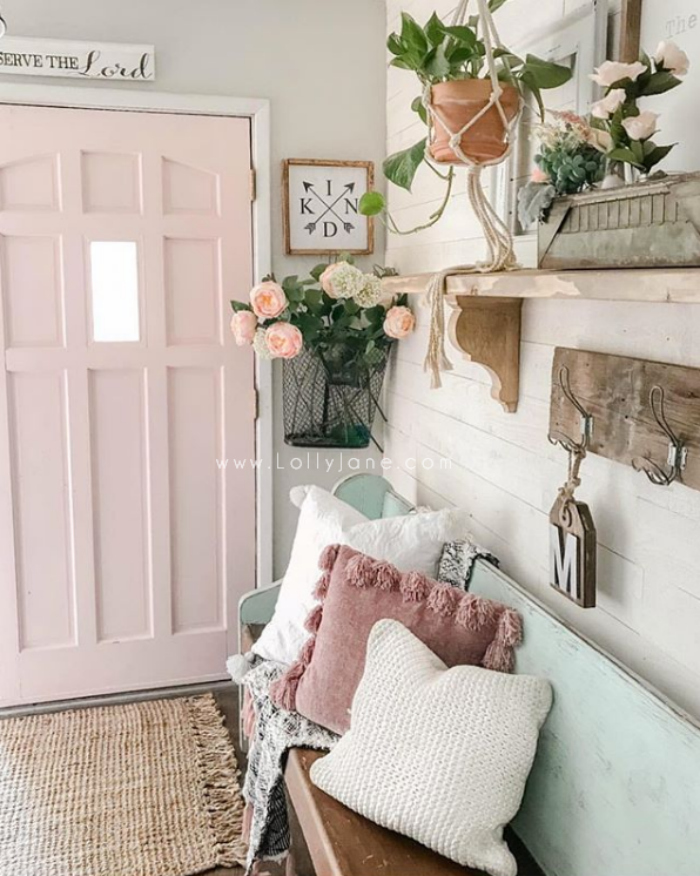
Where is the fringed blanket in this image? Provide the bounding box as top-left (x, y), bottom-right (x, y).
top-left (242, 662), bottom-right (338, 872)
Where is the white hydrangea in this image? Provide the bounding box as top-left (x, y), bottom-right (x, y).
top-left (325, 262), bottom-right (366, 300)
top-left (354, 275), bottom-right (382, 308)
top-left (252, 327), bottom-right (273, 359)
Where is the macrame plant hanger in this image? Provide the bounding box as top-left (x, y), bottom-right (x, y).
top-left (423, 0), bottom-right (523, 388)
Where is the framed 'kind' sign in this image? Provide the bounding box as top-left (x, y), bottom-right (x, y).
top-left (283, 159), bottom-right (374, 256)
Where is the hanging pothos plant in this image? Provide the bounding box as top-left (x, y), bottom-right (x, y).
top-left (360, 5), bottom-right (573, 234)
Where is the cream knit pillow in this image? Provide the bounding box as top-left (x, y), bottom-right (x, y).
top-left (310, 620), bottom-right (552, 876)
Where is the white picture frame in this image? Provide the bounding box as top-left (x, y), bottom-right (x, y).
top-left (283, 159), bottom-right (374, 256)
top-left (491, 0), bottom-right (609, 244)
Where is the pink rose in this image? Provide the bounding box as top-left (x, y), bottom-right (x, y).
top-left (320, 263), bottom-right (342, 296)
top-left (531, 167), bottom-right (549, 184)
top-left (230, 310), bottom-right (258, 346)
top-left (266, 322), bottom-right (303, 359)
top-left (384, 305), bottom-right (415, 339)
top-left (250, 281), bottom-right (287, 319)
top-left (590, 60), bottom-right (647, 87)
top-left (622, 110), bottom-right (659, 142)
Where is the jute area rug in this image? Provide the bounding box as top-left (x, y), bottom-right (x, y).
top-left (0, 694), bottom-right (247, 876)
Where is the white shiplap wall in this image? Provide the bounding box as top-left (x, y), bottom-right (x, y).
top-left (384, 0), bottom-right (700, 718)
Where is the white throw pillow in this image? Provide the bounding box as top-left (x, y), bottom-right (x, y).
top-left (311, 620), bottom-right (552, 876)
top-left (252, 486), bottom-right (366, 664)
top-left (252, 487), bottom-right (469, 666)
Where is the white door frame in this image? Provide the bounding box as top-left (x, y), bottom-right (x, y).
top-left (0, 82), bottom-right (273, 592)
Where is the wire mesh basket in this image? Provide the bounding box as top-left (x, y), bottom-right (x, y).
top-left (282, 344), bottom-right (391, 449)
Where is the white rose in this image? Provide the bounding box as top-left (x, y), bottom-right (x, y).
top-left (322, 262), bottom-right (365, 300)
top-left (354, 275), bottom-right (383, 308)
top-left (590, 88), bottom-right (627, 120)
top-left (586, 127), bottom-right (613, 153)
top-left (622, 110), bottom-right (659, 141)
top-left (654, 40), bottom-right (690, 76)
top-left (590, 60), bottom-right (647, 87)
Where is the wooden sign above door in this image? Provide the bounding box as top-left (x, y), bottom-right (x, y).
top-left (0, 37), bottom-right (156, 82)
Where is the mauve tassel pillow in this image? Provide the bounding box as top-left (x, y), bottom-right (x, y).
top-left (270, 544), bottom-right (523, 734)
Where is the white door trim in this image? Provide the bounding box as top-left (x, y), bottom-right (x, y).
top-left (0, 83), bottom-right (273, 591)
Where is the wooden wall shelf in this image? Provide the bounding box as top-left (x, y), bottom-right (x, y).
top-left (383, 267), bottom-right (700, 413)
top-left (382, 267), bottom-right (700, 303)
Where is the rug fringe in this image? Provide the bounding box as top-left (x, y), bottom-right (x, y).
top-left (185, 694), bottom-right (248, 868)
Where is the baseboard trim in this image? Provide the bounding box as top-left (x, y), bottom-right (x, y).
top-left (0, 679), bottom-right (235, 719)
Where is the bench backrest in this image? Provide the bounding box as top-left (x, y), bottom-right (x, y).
top-left (471, 558), bottom-right (700, 876)
top-left (332, 473), bottom-right (415, 521)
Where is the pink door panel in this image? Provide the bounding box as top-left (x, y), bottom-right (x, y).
top-left (0, 105), bottom-right (255, 706)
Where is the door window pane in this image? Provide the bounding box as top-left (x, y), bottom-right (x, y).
top-left (90, 241), bottom-right (140, 342)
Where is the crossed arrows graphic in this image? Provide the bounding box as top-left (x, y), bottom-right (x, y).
top-left (303, 182), bottom-right (356, 234)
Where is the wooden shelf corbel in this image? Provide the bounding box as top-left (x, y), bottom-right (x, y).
top-left (447, 295), bottom-right (523, 413)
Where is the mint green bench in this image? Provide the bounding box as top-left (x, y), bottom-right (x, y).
top-left (239, 474), bottom-right (700, 876)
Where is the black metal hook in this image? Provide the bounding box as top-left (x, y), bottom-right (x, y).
top-left (0, 6), bottom-right (6, 38)
top-left (632, 385), bottom-right (688, 486)
top-left (548, 365), bottom-right (594, 455)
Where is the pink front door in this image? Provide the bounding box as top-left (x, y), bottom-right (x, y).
top-left (0, 105), bottom-right (256, 706)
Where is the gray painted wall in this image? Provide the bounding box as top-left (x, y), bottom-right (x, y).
top-left (0, 0), bottom-right (387, 577)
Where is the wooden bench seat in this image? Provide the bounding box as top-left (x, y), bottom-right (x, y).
top-left (285, 748), bottom-right (542, 876)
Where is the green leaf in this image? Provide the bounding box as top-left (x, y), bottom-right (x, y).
top-left (607, 146), bottom-right (643, 167)
top-left (493, 48), bottom-right (524, 68)
top-left (643, 143), bottom-right (675, 170)
top-left (310, 263), bottom-right (327, 282)
top-left (446, 45), bottom-right (476, 65)
top-left (344, 299), bottom-right (360, 316)
top-left (383, 138), bottom-right (427, 192)
top-left (304, 288), bottom-right (323, 310)
top-left (400, 12), bottom-right (428, 54)
top-left (518, 71), bottom-right (545, 118)
top-left (424, 12), bottom-right (445, 48)
top-left (285, 285), bottom-right (304, 303)
top-left (489, 0), bottom-right (510, 11)
top-left (424, 43), bottom-right (451, 79)
top-left (642, 71), bottom-right (682, 96)
top-left (411, 95), bottom-right (428, 124)
top-left (359, 191), bottom-right (386, 216)
top-left (521, 54), bottom-right (572, 89)
top-left (441, 25), bottom-right (477, 48)
top-left (390, 57), bottom-right (418, 71)
top-left (230, 300), bottom-right (252, 313)
top-left (630, 139), bottom-right (645, 163)
top-left (387, 33), bottom-right (404, 56)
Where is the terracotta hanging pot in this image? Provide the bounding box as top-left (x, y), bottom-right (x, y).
top-left (429, 80), bottom-right (520, 165)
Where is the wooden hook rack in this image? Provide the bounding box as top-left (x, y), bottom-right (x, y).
top-left (549, 348), bottom-right (700, 492)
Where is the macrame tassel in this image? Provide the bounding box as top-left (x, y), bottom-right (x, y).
top-left (318, 543), bottom-right (340, 572)
top-left (270, 636), bottom-right (317, 711)
top-left (467, 167), bottom-right (518, 273)
top-left (427, 584), bottom-right (462, 617)
top-left (400, 571), bottom-right (431, 602)
top-left (313, 571), bottom-right (332, 600)
top-left (346, 554), bottom-right (378, 588)
top-left (483, 608), bottom-right (523, 673)
top-left (304, 604), bottom-right (324, 634)
top-left (375, 561), bottom-right (401, 592)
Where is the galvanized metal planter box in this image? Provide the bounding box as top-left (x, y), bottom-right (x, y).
top-left (538, 172), bottom-right (700, 270)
